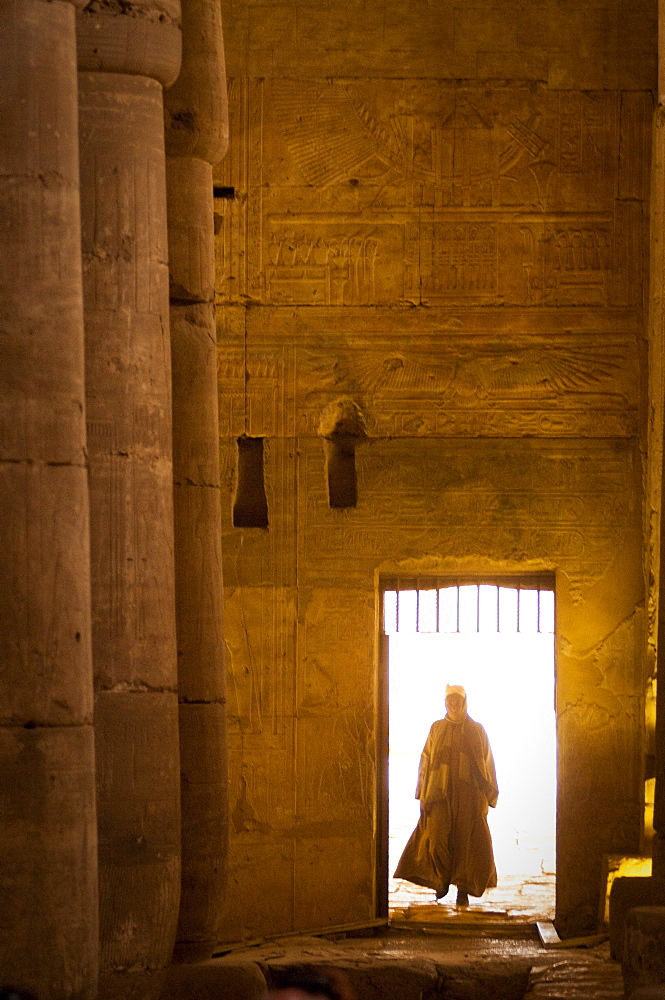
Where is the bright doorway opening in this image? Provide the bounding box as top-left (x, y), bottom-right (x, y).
top-left (383, 576), bottom-right (556, 918)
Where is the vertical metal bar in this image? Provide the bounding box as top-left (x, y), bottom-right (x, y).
top-left (456, 585), bottom-right (460, 633)
top-left (376, 631), bottom-right (390, 919)
top-left (496, 585), bottom-right (500, 633)
top-left (476, 584), bottom-right (480, 633)
top-left (436, 587), bottom-right (440, 633)
top-left (416, 587), bottom-right (420, 633)
top-left (537, 588), bottom-right (541, 633)
top-left (396, 587), bottom-right (400, 634)
top-left (517, 585), bottom-right (521, 633)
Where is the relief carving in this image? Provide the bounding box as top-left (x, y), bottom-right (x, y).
top-left (216, 81), bottom-right (641, 306)
top-left (266, 228), bottom-right (381, 304)
top-left (422, 223), bottom-right (498, 297)
top-left (301, 342), bottom-right (631, 407)
top-left (521, 224), bottom-right (613, 306)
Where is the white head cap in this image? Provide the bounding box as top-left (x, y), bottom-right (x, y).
top-left (445, 684), bottom-right (466, 700)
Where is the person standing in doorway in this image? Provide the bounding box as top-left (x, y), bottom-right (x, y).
top-left (394, 684), bottom-right (499, 906)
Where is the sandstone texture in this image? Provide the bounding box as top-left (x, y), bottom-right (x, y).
top-left (0, 3), bottom-right (98, 996)
top-left (165, 0), bottom-right (229, 962)
top-left (623, 906), bottom-right (665, 995)
top-left (77, 7), bottom-right (182, 971)
top-left (215, 0), bottom-right (655, 942)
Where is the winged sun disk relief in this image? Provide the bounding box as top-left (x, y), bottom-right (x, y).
top-left (306, 349), bottom-right (627, 402)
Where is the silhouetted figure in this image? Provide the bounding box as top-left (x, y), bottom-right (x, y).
top-left (395, 684), bottom-right (499, 907)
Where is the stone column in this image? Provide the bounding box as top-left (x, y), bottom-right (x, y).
top-left (654, 0), bottom-right (665, 884)
top-left (0, 3), bottom-right (98, 997)
top-left (76, 7), bottom-right (183, 971)
top-left (164, 0), bottom-right (229, 962)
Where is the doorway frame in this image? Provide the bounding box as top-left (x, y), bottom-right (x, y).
top-left (376, 571), bottom-right (557, 919)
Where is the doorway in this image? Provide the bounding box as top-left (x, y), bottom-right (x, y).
top-left (381, 575), bottom-right (556, 918)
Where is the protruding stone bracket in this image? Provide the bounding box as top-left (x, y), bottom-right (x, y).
top-left (319, 399), bottom-right (368, 510)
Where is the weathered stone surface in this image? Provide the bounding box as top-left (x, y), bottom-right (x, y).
top-left (0, 3), bottom-right (98, 995)
top-left (167, 164), bottom-right (217, 304)
top-left (165, 2), bottom-right (228, 959)
top-left (78, 10), bottom-right (182, 970)
top-left (0, 726), bottom-right (98, 999)
top-left (172, 454), bottom-right (226, 705)
top-left (649, 103), bottom-right (665, 888)
top-left (173, 702), bottom-right (228, 961)
top-left (261, 955), bottom-right (532, 1000)
top-left (215, 0), bottom-right (653, 943)
top-left (96, 691), bottom-right (181, 969)
top-left (162, 960), bottom-right (267, 1000)
top-left (265, 958), bottom-right (440, 1000)
top-left (76, 11), bottom-right (181, 87)
top-left (609, 876), bottom-right (665, 960)
top-left (436, 960), bottom-right (532, 1000)
top-left (623, 906), bottom-right (665, 995)
top-left (98, 969), bottom-right (167, 1000)
top-left (164, 0), bottom-right (229, 163)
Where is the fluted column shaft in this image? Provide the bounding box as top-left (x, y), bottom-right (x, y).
top-left (164, 0), bottom-right (229, 962)
top-left (653, 2), bottom-right (665, 881)
top-left (0, 3), bottom-right (98, 996)
top-left (76, 8), bottom-right (183, 971)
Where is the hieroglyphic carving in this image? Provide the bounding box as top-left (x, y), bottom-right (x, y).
top-left (214, 60), bottom-right (647, 947)
top-left (297, 408), bottom-right (637, 439)
top-left (421, 222), bottom-right (498, 297)
top-left (214, 82), bottom-right (646, 306)
top-left (265, 227), bottom-right (382, 304)
top-left (266, 82), bottom-right (620, 209)
top-left (559, 92), bottom-right (610, 176)
top-left (298, 438), bottom-right (637, 599)
top-left (521, 224), bottom-right (613, 306)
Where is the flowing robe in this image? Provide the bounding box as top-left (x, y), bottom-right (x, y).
top-left (394, 714), bottom-right (499, 898)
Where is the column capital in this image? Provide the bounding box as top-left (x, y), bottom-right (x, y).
top-left (164, 0), bottom-right (228, 164)
top-left (77, 4), bottom-right (182, 88)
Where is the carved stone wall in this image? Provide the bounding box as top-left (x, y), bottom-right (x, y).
top-left (215, 0), bottom-right (656, 940)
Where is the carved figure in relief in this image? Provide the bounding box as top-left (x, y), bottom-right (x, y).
top-left (395, 686), bottom-right (498, 906)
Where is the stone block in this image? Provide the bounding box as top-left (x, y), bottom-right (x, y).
top-left (173, 479), bottom-right (225, 702)
top-left (98, 970), bottom-right (167, 1000)
top-left (0, 726), bottom-right (98, 999)
top-left (175, 702), bottom-right (228, 959)
top-left (162, 960), bottom-right (267, 1000)
top-left (262, 957), bottom-right (532, 1000)
top-left (95, 691), bottom-right (181, 971)
top-left (435, 960), bottom-right (532, 1000)
top-left (609, 877), bottom-right (665, 960)
top-left (623, 907), bottom-right (665, 996)
top-left (0, 463), bottom-right (93, 726)
top-left (265, 959), bottom-right (439, 1000)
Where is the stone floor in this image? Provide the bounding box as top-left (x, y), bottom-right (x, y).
top-left (213, 874), bottom-right (624, 999)
top-left (218, 930), bottom-right (623, 1000)
top-left (390, 872), bottom-right (556, 918)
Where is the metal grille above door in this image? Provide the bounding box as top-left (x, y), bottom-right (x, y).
top-left (382, 575), bottom-right (555, 635)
